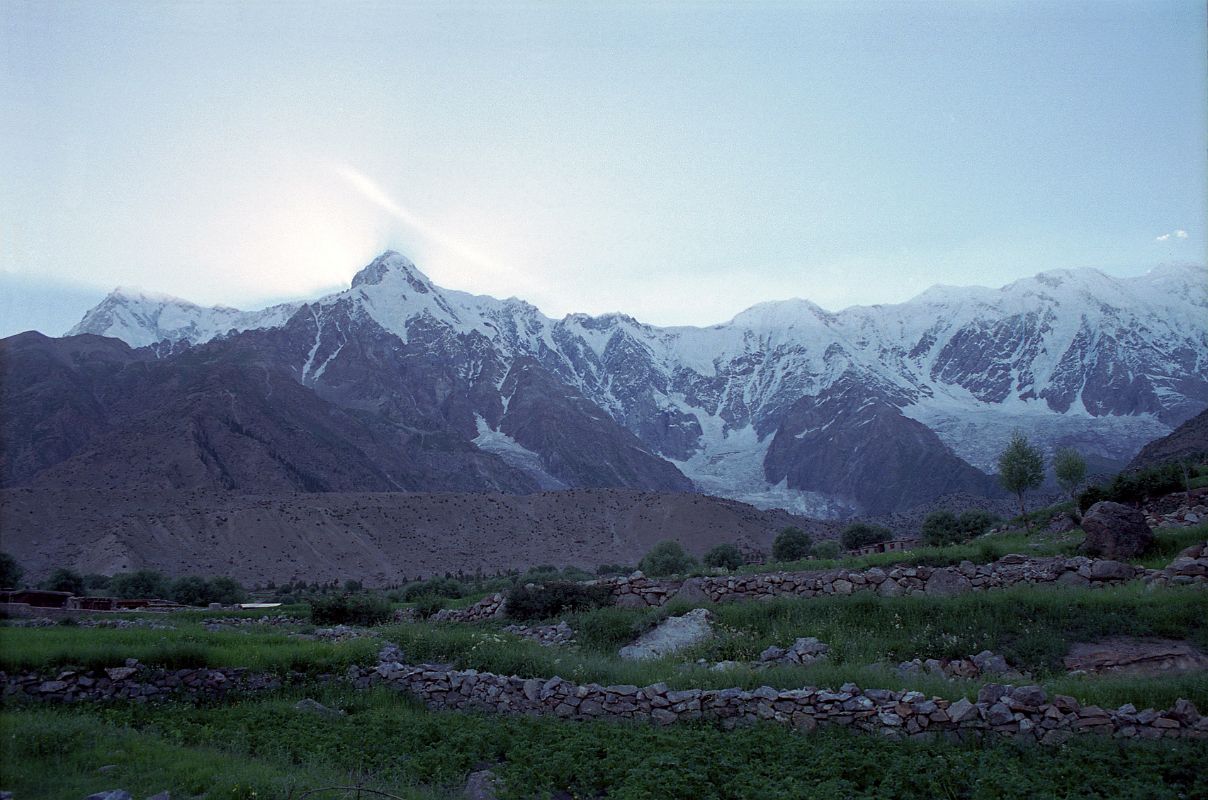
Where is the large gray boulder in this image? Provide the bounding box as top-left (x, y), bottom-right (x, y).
top-left (618, 608), bottom-right (713, 661)
top-left (1080, 501), bottom-right (1154, 559)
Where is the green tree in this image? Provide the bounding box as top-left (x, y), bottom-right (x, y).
top-left (169, 576), bottom-right (211, 606)
top-left (638, 540), bottom-right (698, 577)
top-left (206, 577), bottom-right (247, 605)
top-left (0, 552), bottom-right (23, 588)
top-left (997, 432), bottom-right (1045, 533)
top-left (703, 543), bottom-right (744, 571)
top-left (41, 568), bottom-right (85, 596)
top-left (921, 510), bottom-right (998, 547)
top-left (1053, 448), bottom-right (1088, 509)
top-left (109, 569), bottom-right (170, 600)
top-left (772, 527), bottom-right (813, 562)
top-left (840, 523), bottom-right (892, 551)
top-left (812, 541), bottom-right (842, 560)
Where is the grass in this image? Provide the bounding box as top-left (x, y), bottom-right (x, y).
top-left (0, 622), bottom-right (380, 675)
top-left (738, 522), bottom-right (1207, 576)
top-left (374, 581), bottom-right (1208, 709)
top-left (3, 686), bottom-right (1205, 800)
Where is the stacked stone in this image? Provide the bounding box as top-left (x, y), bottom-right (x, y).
top-left (574, 556), bottom-right (1157, 610)
top-left (1, 663), bottom-right (291, 703)
top-left (501, 621), bottom-right (575, 647)
top-left (429, 593), bottom-right (507, 623)
top-left (4, 618), bottom-right (174, 630)
top-left (897, 650), bottom-right (1024, 681)
top-left (1145, 504), bottom-right (1206, 529)
top-left (1145, 542), bottom-right (1208, 588)
top-left (202, 614), bottom-right (302, 628)
top-left (350, 660), bottom-right (1206, 742)
top-left (607, 573), bottom-right (680, 608)
top-left (759, 637), bottom-right (829, 666)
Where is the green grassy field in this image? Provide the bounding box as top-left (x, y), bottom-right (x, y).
top-left (3, 523), bottom-right (1205, 799)
top-left (4, 686), bottom-right (1206, 800)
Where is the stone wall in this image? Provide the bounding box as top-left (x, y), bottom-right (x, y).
top-left (432, 553), bottom-right (1195, 623)
top-left (6, 657), bottom-right (1204, 743)
top-left (351, 660), bottom-right (1205, 743)
top-left (607, 554), bottom-right (1160, 608)
top-left (1, 663), bottom-right (294, 703)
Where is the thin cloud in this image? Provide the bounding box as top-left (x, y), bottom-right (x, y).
top-left (333, 165), bottom-right (502, 273)
top-left (1155, 229), bottom-right (1189, 242)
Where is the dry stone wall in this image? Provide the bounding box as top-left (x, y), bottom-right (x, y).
top-left (432, 553), bottom-right (1197, 624)
top-left (1, 663), bottom-right (294, 703)
top-left (352, 659), bottom-right (1206, 744)
top-left (605, 554), bottom-right (1159, 608)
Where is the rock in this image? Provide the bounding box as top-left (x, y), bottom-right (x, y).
top-left (977, 684), bottom-right (1009, 705)
top-left (1009, 685), bottom-right (1047, 707)
top-left (619, 609), bottom-right (713, 661)
top-left (947, 697), bottom-right (978, 723)
top-left (1064, 638), bottom-right (1208, 676)
top-left (1088, 560), bottom-right (1134, 581)
top-left (670, 577), bottom-right (711, 605)
top-left (146, 793), bottom-right (171, 800)
top-left (971, 650), bottom-right (1009, 675)
top-left (1080, 502), bottom-right (1154, 559)
top-left (614, 593), bottom-right (648, 609)
top-left (98, 765), bottom-right (119, 773)
top-left (105, 667), bottom-right (138, 682)
top-left (924, 569), bottom-right (972, 597)
top-left (463, 769), bottom-right (500, 800)
top-left (85, 792), bottom-right (132, 800)
top-left (759, 646), bottom-right (786, 662)
top-left (294, 698), bottom-right (346, 718)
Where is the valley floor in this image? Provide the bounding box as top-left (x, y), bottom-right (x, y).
top-left (2, 524), bottom-right (1207, 799)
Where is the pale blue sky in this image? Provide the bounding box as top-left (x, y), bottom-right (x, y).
top-left (2, 0), bottom-right (1205, 337)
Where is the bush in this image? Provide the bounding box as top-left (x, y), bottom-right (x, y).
top-left (1077, 484), bottom-right (1109, 513)
top-left (596, 564), bottom-right (632, 576)
top-left (921, 510), bottom-right (999, 546)
top-left (506, 582), bottom-right (613, 621)
top-left (401, 577), bottom-right (464, 601)
top-left (0, 552), bottom-right (23, 588)
top-left (109, 570), bottom-right (170, 600)
top-left (638, 541), bottom-right (698, 577)
top-left (812, 541), bottom-right (842, 559)
top-left (703, 543), bottom-right (744, 571)
top-left (412, 593), bottom-right (447, 619)
top-left (40, 568), bottom-right (85, 596)
top-left (309, 594), bottom-right (392, 626)
top-left (169, 576), bottom-right (247, 607)
top-left (772, 527), bottom-right (812, 562)
top-left (839, 523), bottom-right (892, 551)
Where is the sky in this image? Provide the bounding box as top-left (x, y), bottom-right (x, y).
top-left (1, 0), bottom-right (1205, 337)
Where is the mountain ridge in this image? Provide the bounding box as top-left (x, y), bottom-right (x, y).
top-left (39, 254), bottom-right (1208, 515)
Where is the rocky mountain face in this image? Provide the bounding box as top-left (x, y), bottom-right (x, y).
top-left (0, 488), bottom-right (826, 584)
top-left (33, 253), bottom-right (1208, 515)
top-left (1126, 408), bottom-right (1208, 470)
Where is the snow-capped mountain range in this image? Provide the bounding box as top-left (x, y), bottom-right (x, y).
top-left (64, 253), bottom-right (1208, 516)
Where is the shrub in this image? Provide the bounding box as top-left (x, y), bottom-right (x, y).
top-left (206, 577), bottom-right (247, 605)
top-left (169, 576), bottom-right (211, 606)
top-left (596, 564), bottom-right (631, 576)
top-left (921, 510), bottom-right (999, 546)
top-left (40, 568), bottom-right (85, 596)
top-left (412, 593), bottom-right (447, 619)
top-left (309, 594), bottom-right (392, 626)
top-left (771, 527), bottom-right (812, 562)
top-left (839, 523), bottom-right (892, 551)
top-left (0, 552), bottom-right (23, 588)
top-left (109, 570), bottom-right (170, 600)
top-left (1077, 484), bottom-right (1109, 513)
top-left (506, 582), bottom-right (613, 621)
top-left (703, 543), bottom-right (744, 571)
top-left (812, 541), bottom-right (842, 559)
top-left (638, 540), bottom-right (698, 577)
top-left (401, 577), bottom-right (464, 601)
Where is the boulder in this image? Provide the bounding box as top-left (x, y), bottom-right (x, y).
top-left (85, 792), bottom-right (132, 800)
top-left (1080, 502), bottom-right (1154, 559)
top-left (924, 569), bottom-right (972, 597)
top-left (463, 769), bottom-right (500, 800)
top-left (294, 698), bottom-right (346, 718)
top-left (670, 577), bottom-right (711, 605)
top-left (619, 608), bottom-right (713, 661)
